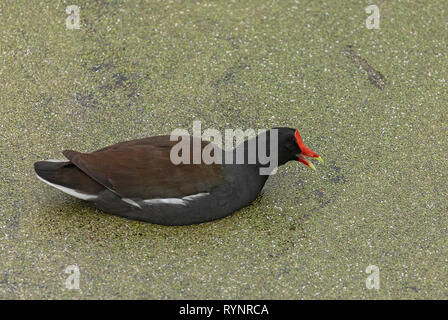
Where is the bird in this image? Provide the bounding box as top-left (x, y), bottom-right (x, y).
top-left (34, 127), bottom-right (323, 225)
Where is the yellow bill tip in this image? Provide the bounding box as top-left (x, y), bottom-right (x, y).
top-left (316, 156), bottom-right (324, 164)
top-left (309, 162), bottom-right (316, 171)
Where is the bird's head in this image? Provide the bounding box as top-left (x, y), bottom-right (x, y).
top-left (275, 127), bottom-right (323, 169)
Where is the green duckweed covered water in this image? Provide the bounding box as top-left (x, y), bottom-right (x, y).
top-left (0, 0), bottom-right (447, 299)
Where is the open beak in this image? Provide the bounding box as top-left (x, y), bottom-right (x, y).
top-left (298, 154), bottom-right (324, 170)
top-left (294, 130), bottom-right (323, 170)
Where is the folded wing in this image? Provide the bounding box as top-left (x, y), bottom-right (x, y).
top-left (63, 135), bottom-right (226, 200)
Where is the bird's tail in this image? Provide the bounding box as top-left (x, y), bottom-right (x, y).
top-left (34, 160), bottom-right (103, 200)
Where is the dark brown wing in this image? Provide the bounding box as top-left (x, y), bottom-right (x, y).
top-left (63, 135), bottom-right (226, 199)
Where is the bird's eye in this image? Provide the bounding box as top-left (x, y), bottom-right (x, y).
top-left (286, 140), bottom-right (297, 151)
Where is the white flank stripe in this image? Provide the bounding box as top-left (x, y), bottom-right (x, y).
top-left (182, 193), bottom-right (210, 201)
top-left (143, 198), bottom-right (187, 206)
top-left (122, 198), bottom-right (142, 209)
top-left (142, 192), bottom-right (210, 206)
top-left (44, 159), bottom-right (68, 163)
top-left (36, 174), bottom-right (97, 201)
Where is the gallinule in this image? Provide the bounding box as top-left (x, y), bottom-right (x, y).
top-left (34, 127), bottom-right (322, 225)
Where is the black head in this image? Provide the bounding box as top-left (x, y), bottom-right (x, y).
top-left (273, 127), bottom-right (323, 169)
